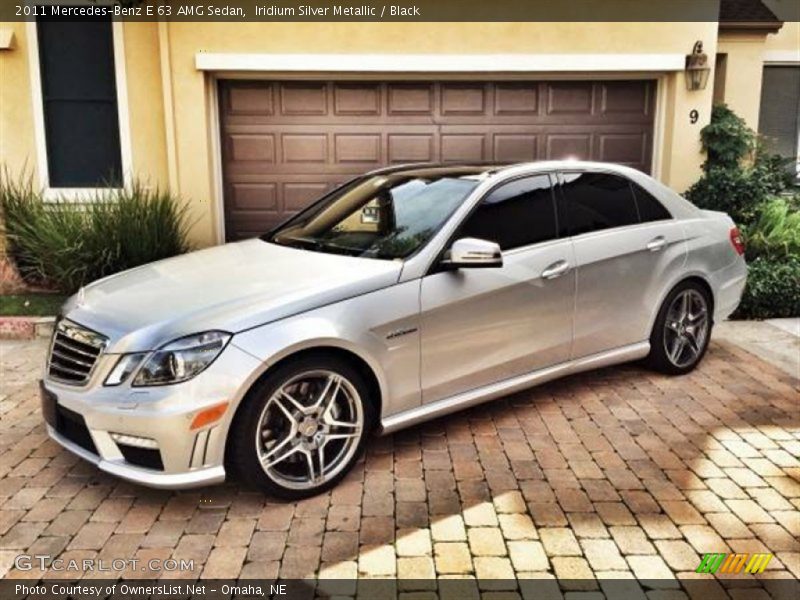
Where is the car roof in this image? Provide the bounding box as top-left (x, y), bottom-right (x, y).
top-left (367, 160), bottom-right (640, 180)
top-left (366, 162), bottom-right (509, 179)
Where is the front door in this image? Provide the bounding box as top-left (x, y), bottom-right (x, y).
top-left (419, 174), bottom-right (576, 404)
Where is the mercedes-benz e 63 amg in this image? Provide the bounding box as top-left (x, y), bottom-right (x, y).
top-left (42, 161), bottom-right (747, 498)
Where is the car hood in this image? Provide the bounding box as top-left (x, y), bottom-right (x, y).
top-left (63, 239), bottom-right (403, 353)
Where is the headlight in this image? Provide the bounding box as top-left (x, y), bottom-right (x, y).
top-left (131, 331), bottom-right (231, 387)
top-left (105, 353), bottom-right (147, 386)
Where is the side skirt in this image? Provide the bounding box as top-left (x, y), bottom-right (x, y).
top-left (379, 341), bottom-right (650, 435)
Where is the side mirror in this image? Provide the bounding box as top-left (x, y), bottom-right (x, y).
top-left (441, 237), bottom-right (503, 269)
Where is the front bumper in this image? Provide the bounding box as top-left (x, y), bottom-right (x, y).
top-left (41, 341), bottom-right (262, 489)
top-left (47, 424), bottom-right (225, 488)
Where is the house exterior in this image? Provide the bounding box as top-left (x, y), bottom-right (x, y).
top-left (0, 1), bottom-right (797, 247)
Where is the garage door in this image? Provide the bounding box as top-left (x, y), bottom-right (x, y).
top-left (219, 79), bottom-right (656, 240)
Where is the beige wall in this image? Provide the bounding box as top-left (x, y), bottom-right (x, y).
top-left (715, 20), bottom-right (797, 133)
top-left (763, 0), bottom-right (800, 52)
top-left (122, 22), bottom-right (170, 190)
top-left (716, 31), bottom-right (770, 129)
top-left (1, 20), bottom-right (721, 247)
top-left (764, 20), bottom-right (800, 53)
top-left (0, 23), bottom-right (37, 179)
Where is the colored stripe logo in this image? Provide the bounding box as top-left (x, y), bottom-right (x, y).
top-left (696, 553), bottom-right (772, 574)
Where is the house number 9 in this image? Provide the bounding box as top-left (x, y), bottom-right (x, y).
top-left (690, 110), bottom-right (699, 124)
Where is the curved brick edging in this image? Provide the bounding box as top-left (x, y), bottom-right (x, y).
top-left (0, 315), bottom-right (55, 340)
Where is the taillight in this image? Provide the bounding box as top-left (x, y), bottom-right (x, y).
top-left (729, 227), bottom-right (745, 256)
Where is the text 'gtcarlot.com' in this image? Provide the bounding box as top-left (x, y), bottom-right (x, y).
top-left (14, 554), bottom-right (194, 572)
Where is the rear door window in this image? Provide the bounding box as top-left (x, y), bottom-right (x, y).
top-left (559, 172), bottom-right (639, 236)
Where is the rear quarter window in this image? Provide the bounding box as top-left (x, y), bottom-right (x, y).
top-left (632, 183), bottom-right (672, 222)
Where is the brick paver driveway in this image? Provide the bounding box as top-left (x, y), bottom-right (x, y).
top-left (0, 335), bottom-right (797, 595)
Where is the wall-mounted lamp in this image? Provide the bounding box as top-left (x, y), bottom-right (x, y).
top-left (685, 41), bottom-right (710, 91)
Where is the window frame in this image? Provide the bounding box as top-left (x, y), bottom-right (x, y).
top-left (26, 18), bottom-right (132, 201)
top-left (554, 169), bottom-right (667, 239)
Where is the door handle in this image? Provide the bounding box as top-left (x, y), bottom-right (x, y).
top-left (541, 260), bottom-right (570, 280)
top-left (646, 236), bottom-right (667, 252)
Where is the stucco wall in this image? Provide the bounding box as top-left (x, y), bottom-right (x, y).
top-left (0, 23), bottom-right (37, 178)
top-left (1, 20), bottom-right (720, 247)
top-left (763, 0), bottom-right (800, 53)
top-left (122, 22), bottom-right (170, 190)
top-left (763, 20), bottom-right (800, 53)
top-left (717, 31), bottom-right (770, 129)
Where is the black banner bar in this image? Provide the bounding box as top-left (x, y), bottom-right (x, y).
top-left (2, 578), bottom-right (798, 600)
top-left (4, 0), bottom-right (789, 23)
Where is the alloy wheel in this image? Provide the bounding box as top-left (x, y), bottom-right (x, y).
top-left (255, 369), bottom-right (363, 490)
top-left (663, 289), bottom-right (709, 368)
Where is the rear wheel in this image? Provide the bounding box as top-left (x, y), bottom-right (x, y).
top-left (646, 281), bottom-right (712, 375)
top-left (229, 355), bottom-right (375, 499)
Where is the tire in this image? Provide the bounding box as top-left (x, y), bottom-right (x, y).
top-left (646, 281), bottom-right (713, 375)
top-left (228, 354), bottom-right (376, 500)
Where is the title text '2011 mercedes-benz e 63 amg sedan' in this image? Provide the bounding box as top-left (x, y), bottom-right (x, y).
top-left (42, 161), bottom-right (746, 498)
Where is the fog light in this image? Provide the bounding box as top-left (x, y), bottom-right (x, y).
top-left (110, 433), bottom-right (158, 449)
top-left (190, 402), bottom-right (229, 430)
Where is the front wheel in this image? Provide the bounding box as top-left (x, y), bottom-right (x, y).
top-left (646, 282), bottom-right (712, 375)
top-left (228, 355), bottom-right (375, 499)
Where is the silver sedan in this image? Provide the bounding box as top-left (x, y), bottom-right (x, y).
top-left (42, 161), bottom-right (747, 498)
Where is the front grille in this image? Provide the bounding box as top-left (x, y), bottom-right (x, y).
top-left (47, 320), bottom-right (107, 385)
top-left (55, 405), bottom-right (98, 455)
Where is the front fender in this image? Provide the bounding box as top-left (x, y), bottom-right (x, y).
top-left (231, 319), bottom-right (390, 406)
top-left (228, 279), bottom-right (422, 421)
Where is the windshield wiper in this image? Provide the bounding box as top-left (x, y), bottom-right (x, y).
top-left (315, 240), bottom-right (366, 257)
top-left (275, 236), bottom-right (365, 257)
top-left (273, 236), bottom-right (319, 250)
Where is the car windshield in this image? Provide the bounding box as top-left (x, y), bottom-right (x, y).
top-left (264, 169), bottom-right (487, 259)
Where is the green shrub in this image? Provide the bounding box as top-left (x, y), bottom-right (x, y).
top-left (699, 104), bottom-right (755, 171)
top-left (743, 197), bottom-right (800, 261)
top-left (1, 173), bottom-right (191, 294)
top-left (685, 104), bottom-right (793, 227)
top-left (686, 104), bottom-right (799, 319)
top-left (751, 148), bottom-right (796, 194)
top-left (733, 256), bottom-right (800, 319)
top-left (685, 166), bottom-right (776, 225)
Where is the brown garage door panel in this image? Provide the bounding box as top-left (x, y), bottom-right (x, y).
top-left (220, 79), bottom-right (655, 241)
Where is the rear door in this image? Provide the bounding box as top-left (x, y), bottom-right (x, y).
top-left (419, 174), bottom-right (576, 403)
top-left (558, 171), bottom-right (686, 358)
